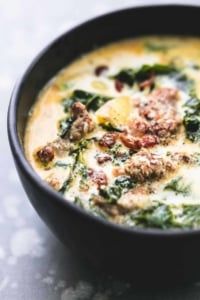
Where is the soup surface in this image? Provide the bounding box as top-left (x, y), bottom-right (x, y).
top-left (25, 37), bottom-right (200, 229)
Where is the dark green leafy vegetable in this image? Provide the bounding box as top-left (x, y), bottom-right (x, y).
top-left (126, 203), bottom-right (200, 229)
top-left (164, 176), bottom-right (191, 196)
top-left (129, 203), bottom-right (173, 229)
top-left (59, 117), bottom-right (73, 138)
top-left (184, 97), bottom-right (200, 142)
top-left (112, 64), bottom-right (176, 86)
top-left (179, 205), bottom-right (200, 227)
top-left (78, 164), bottom-right (89, 190)
top-left (107, 143), bottom-right (132, 165)
top-left (100, 122), bottom-right (124, 132)
top-left (99, 176), bottom-right (135, 204)
top-left (59, 178), bottom-right (72, 194)
top-left (58, 139), bottom-right (94, 194)
top-left (62, 89), bottom-right (111, 112)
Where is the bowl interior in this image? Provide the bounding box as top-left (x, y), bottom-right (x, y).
top-left (15, 5), bottom-right (200, 146)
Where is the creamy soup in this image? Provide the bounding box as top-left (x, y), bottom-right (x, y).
top-left (25, 37), bottom-right (200, 229)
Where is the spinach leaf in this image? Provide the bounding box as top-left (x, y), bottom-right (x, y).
top-left (127, 203), bottom-right (200, 229)
top-left (59, 117), bottom-right (73, 138)
top-left (184, 97), bottom-right (200, 142)
top-left (59, 178), bottom-right (72, 194)
top-left (62, 89), bottom-right (111, 112)
top-left (179, 205), bottom-right (200, 228)
top-left (99, 176), bottom-right (135, 204)
top-left (164, 176), bottom-right (191, 196)
top-left (129, 203), bottom-right (173, 229)
top-left (100, 122), bottom-right (124, 132)
top-left (112, 64), bottom-right (176, 86)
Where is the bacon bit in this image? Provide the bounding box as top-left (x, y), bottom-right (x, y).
top-left (36, 146), bottom-right (54, 164)
top-left (94, 65), bottom-right (108, 76)
top-left (139, 75), bottom-right (155, 90)
top-left (115, 79), bottom-right (124, 92)
top-left (88, 169), bottom-right (108, 187)
top-left (99, 133), bottom-right (117, 148)
top-left (97, 153), bottom-right (112, 164)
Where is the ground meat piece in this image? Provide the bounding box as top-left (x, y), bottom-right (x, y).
top-left (94, 65), bottom-right (108, 76)
top-left (36, 146), bottom-right (54, 164)
top-left (88, 169), bottom-right (108, 187)
top-left (140, 135), bottom-right (159, 148)
top-left (125, 149), bottom-right (176, 182)
top-left (71, 102), bottom-right (86, 118)
top-left (130, 119), bottom-right (149, 136)
top-left (129, 88), bottom-right (180, 144)
top-left (120, 134), bottom-right (141, 150)
top-left (139, 88), bottom-right (178, 122)
top-left (120, 133), bottom-right (158, 150)
top-left (69, 102), bottom-right (95, 141)
top-left (99, 133), bottom-right (117, 148)
top-left (97, 153), bottom-right (112, 164)
top-left (50, 138), bottom-right (70, 156)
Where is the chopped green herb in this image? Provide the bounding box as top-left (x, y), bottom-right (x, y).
top-left (164, 176), bottom-right (191, 196)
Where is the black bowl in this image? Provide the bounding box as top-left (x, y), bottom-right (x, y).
top-left (7, 4), bottom-right (200, 286)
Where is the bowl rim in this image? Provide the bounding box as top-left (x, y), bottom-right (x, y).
top-left (7, 3), bottom-right (200, 238)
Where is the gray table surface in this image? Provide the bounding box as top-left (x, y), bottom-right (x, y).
top-left (2, 0), bottom-right (200, 299)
